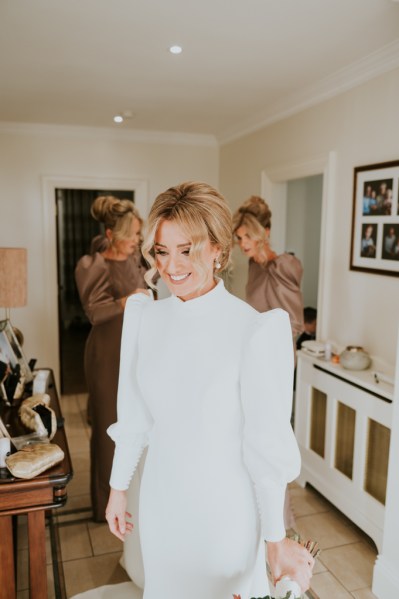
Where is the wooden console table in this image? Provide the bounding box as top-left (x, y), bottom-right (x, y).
top-left (0, 371), bottom-right (73, 599)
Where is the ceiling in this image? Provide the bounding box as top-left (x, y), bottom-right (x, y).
top-left (1, 0), bottom-right (399, 144)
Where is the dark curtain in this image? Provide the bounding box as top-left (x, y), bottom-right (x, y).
top-left (57, 189), bottom-right (102, 307)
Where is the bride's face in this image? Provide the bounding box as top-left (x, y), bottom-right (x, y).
top-left (154, 220), bottom-right (219, 301)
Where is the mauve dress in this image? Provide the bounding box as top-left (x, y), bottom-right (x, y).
top-left (246, 253), bottom-right (304, 342)
top-left (75, 250), bottom-right (147, 521)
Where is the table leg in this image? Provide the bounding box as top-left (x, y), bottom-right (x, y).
top-left (27, 510), bottom-right (47, 599)
top-left (0, 515), bottom-right (16, 599)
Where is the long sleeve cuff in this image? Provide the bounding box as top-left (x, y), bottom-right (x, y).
top-left (108, 427), bottom-right (147, 490)
top-left (255, 480), bottom-right (287, 542)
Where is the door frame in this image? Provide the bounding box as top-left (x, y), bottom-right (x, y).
top-left (41, 175), bottom-right (149, 389)
top-left (261, 151), bottom-right (337, 342)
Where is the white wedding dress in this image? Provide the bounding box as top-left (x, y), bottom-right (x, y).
top-left (82, 280), bottom-right (300, 599)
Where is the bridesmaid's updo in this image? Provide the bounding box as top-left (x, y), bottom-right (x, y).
top-left (142, 181), bottom-right (233, 289)
top-left (232, 195), bottom-right (272, 253)
top-left (91, 195), bottom-right (142, 243)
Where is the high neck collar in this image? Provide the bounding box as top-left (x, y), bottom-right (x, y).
top-left (170, 278), bottom-right (225, 311)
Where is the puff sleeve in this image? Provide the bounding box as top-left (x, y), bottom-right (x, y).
top-left (75, 254), bottom-right (124, 325)
top-left (108, 293), bottom-right (154, 490)
top-left (240, 308), bottom-right (301, 542)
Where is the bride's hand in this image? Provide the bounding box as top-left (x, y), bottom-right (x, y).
top-left (105, 488), bottom-right (133, 541)
top-left (267, 537), bottom-right (314, 593)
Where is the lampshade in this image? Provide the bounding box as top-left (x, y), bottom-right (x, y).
top-left (0, 248), bottom-right (27, 308)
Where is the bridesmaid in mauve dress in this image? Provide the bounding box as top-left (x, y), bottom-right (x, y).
top-left (75, 195), bottom-right (148, 522)
top-left (233, 195), bottom-right (304, 351)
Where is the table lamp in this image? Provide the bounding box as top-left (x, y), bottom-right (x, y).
top-left (0, 248), bottom-right (27, 321)
top-left (0, 248), bottom-right (29, 403)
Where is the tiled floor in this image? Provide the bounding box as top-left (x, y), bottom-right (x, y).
top-left (16, 392), bottom-right (378, 598)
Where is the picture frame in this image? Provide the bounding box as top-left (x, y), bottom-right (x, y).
top-left (0, 319), bottom-right (33, 403)
top-left (350, 160), bottom-right (399, 276)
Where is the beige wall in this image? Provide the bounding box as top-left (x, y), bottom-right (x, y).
top-left (1, 68), bottom-right (398, 380)
top-left (0, 127), bottom-right (218, 384)
top-left (220, 68), bottom-right (399, 369)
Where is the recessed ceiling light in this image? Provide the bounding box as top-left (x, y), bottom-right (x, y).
top-left (169, 45), bottom-right (182, 55)
top-left (113, 115), bottom-right (123, 123)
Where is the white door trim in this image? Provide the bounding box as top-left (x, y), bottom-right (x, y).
top-left (41, 175), bottom-right (149, 389)
top-left (261, 151), bottom-right (336, 342)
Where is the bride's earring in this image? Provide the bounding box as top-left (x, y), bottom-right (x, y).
top-left (214, 256), bottom-right (221, 270)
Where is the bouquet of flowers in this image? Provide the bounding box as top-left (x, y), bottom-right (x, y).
top-left (234, 579), bottom-right (300, 599)
top-left (233, 536), bottom-right (320, 599)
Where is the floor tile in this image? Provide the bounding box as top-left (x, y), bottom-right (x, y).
top-left (16, 550), bottom-right (29, 591)
top-left (69, 450), bottom-right (90, 473)
top-left (88, 521), bottom-right (124, 556)
top-left (17, 515), bottom-right (28, 550)
top-left (59, 396), bottom-right (81, 415)
top-left (47, 563), bottom-right (56, 599)
top-left (58, 522), bottom-right (92, 562)
top-left (65, 423), bottom-right (90, 440)
top-left (67, 434), bottom-right (90, 455)
top-left (289, 484), bottom-right (331, 518)
top-left (63, 552), bottom-right (129, 597)
top-left (76, 393), bottom-right (89, 412)
top-left (56, 507), bottom-right (93, 525)
top-left (63, 410), bottom-right (87, 431)
top-left (295, 509), bottom-right (360, 550)
top-left (67, 468), bottom-right (90, 497)
top-left (311, 571), bottom-right (353, 598)
top-left (313, 557), bottom-right (327, 575)
top-left (319, 542), bottom-right (376, 591)
top-left (57, 494), bottom-right (92, 524)
top-left (351, 589), bottom-right (378, 598)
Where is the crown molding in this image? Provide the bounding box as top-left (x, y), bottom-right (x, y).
top-left (0, 121), bottom-right (218, 147)
top-left (219, 39), bottom-right (399, 145)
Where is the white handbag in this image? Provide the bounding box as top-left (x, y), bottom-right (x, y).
top-left (19, 393), bottom-right (57, 440)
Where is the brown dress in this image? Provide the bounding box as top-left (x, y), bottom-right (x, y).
top-left (246, 253), bottom-right (304, 341)
top-left (75, 250), bottom-right (147, 521)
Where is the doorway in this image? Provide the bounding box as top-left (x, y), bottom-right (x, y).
top-left (56, 188), bottom-right (134, 394)
top-left (286, 174), bottom-right (323, 309)
top-left (262, 151), bottom-right (336, 341)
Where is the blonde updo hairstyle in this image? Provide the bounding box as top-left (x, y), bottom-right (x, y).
top-left (142, 181), bottom-right (233, 291)
top-left (232, 196), bottom-right (272, 262)
top-left (91, 195), bottom-right (143, 245)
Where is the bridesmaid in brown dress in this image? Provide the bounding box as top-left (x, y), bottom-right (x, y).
top-left (75, 196), bottom-right (149, 521)
top-left (232, 195), bottom-right (304, 346)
